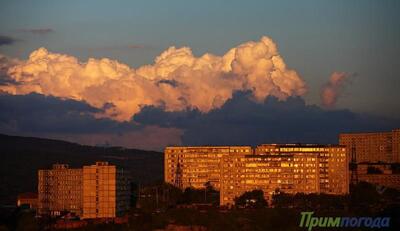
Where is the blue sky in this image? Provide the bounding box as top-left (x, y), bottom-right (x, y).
top-left (0, 0), bottom-right (399, 149)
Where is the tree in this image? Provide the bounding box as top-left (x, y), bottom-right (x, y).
top-left (177, 185), bottom-right (219, 205)
top-left (349, 181), bottom-right (381, 209)
top-left (271, 191), bottom-right (294, 208)
top-left (234, 190), bottom-right (268, 209)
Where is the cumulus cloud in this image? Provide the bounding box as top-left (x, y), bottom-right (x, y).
top-left (0, 55), bottom-right (21, 84)
top-left (0, 36), bottom-right (307, 121)
top-left (321, 72), bottom-right (352, 107)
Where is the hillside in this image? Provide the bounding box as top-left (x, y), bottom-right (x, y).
top-left (0, 134), bottom-right (163, 205)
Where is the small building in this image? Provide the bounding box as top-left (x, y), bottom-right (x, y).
top-left (17, 192), bottom-right (38, 209)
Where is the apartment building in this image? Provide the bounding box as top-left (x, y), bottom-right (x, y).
top-left (339, 129), bottom-right (400, 163)
top-left (37, 162), bottom-right (130, 218)
top-left (82, 162), bottom-right (130, 219)
top-left (38, 164), bottom-right (83, 216)
top-left (164, 144), bottom-right (348, 206)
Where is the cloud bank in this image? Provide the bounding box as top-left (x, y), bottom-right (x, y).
top-left (0, 93), bottom-right (182, 150)
top-left (134, 91), bottom-right (400, 146)
top-left (0, 36), bottom-right (306, 121)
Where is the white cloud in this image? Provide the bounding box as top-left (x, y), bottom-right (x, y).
top-left (0, 36), bottom-right (307, 121)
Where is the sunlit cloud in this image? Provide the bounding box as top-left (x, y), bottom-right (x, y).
top-left (0, 36), bottom-right (307, 121)
top-left (0, 55), bottom-right (21, 84)
top-left (321, 72), bottom-right (354, 108)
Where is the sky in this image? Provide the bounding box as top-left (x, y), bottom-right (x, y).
top-left (0, 0), bottom-right (399, 150)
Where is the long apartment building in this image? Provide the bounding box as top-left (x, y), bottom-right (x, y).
top-left (339, 129), bottom-right (400, 163)
top-left (38, 162), bottom-right (130, 218)
top-left (164, 144), bottom-right (349, 206)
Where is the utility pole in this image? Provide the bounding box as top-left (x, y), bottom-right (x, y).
top-left (137, 183), bottom-right (141, 208)
top-left (155, 187), bottom-right (159, 208)
top-left (204, 186), bottom-right (207, 203)
top-left (350, 138), bottom-right (358, 185)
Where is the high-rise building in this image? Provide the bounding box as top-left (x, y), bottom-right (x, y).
top-left (339, 129), bottom-right (400, 163)
top-left (164, 144), bottom-right (348, 206)
top-left (38, 164), bottom-right (83, 216)
top-left (37, 162), bottom-right (130, 218)
top-left (82, 162), bottom-right (130, 219)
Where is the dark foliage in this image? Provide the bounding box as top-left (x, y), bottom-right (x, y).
top-left (177, 186), bottom-right (220, 206)
top-left (234, 190), bottom-right (268, 209)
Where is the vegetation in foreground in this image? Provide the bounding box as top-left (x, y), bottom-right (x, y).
top-left (1, 182), bottom-right (399, 231)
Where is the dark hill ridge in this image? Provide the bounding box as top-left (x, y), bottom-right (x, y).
top-left (0, 134), bottom-right (163, 205)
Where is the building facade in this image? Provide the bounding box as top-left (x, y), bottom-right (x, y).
top-left (17, 192), bottom-right (38, 209)
top-left (164, 146), bottom-right (252, 190)
top-left (82, 162), bottom-right (130, 219)
top-left (355, 163), bottom-right (400, 191)
top-left (165, 144), bottom-right (349, 206)
top-left (339, 129), bottom-right (400, 163)
top-left (358, 173), bottom-right (400, 191)
top-left (38, 164), bottom-right (83, 216)
top-left (38, 162), bottom-right (130, 218)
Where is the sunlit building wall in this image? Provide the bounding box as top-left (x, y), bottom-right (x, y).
top-left (164, 146), bottom-right (252, 190)
top-left (165, 144), bottom-right (348, 206)
top-left (38, 164), bottom-right (83, 216)
top-left (254, 145), bottom-right (348, 195)
top-left (38, 162), bottom-right (130, 219)
top-left (82, 162), bottom-right (130, 219)
top-left (339, 129), bottom-right (400, 163)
